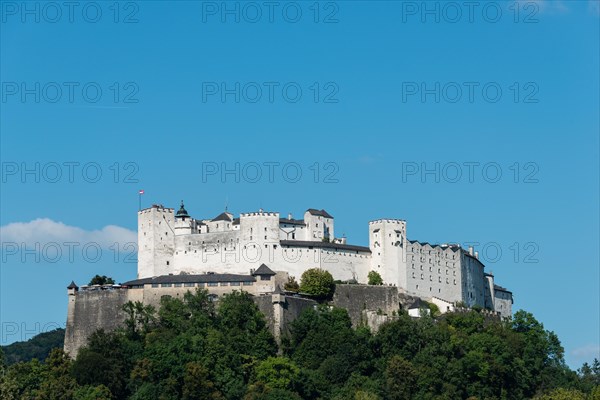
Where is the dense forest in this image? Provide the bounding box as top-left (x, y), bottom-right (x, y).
top-left (1, 289), bottom-right (598, 399)
top-left (1, 328), bottom-right (65, 366)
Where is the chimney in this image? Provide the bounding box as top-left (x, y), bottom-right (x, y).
top-left (474, 251), bottom-right (479, 259)
top-left (288, 213), bottom-right (293, 220)
top-left (468, 246), bottom-right (474, 256)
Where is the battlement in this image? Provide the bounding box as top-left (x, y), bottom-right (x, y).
top-left (369, 219), bottom-right (405, 224)
top-left (240, 211), bottom-right (280, 218)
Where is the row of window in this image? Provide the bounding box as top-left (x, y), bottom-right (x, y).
top-left (411, 272), bottom-right (457, 285)
top-left (412, 264), bottom-right (457, 276)
top-left (150, 281), bottom-right (254, 288)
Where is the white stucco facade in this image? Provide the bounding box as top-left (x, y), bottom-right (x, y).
top-left (138, 203), bottom-right (513, 317)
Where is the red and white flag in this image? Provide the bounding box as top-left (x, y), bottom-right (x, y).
top-left (139, 189), bottom-right (145, 195)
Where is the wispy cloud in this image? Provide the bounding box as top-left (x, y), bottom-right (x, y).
top-left (515, 0), bottom-right (569, 14)
top-left (0, 218), bottom-right (136, 248)
top-left (571, 344), bottom-right (600, 360)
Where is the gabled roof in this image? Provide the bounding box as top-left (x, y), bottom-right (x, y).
top-left (280, 240), bottom-right (371, 253)
top-left (408, 298), bottom-right (428, 309)
top-left (253, 264), bottom-right (276, 276)
top-left (67, 281), bottom-right (79, 289)
top-left (279, 218), bottom-right (306, 226)
top-left (494, 284), bottom-right (512, 294)
top-left (306, 209), bottom-right (333, 219)
top-left (212, 212), bottom-right (233, 222)
top-left (123, 273), bottom-right (255, 286)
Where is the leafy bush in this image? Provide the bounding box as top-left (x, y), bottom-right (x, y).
top-left (367, 271), bottom-right (383, 285)
top-left (299, 268), bottom-right (335, 299)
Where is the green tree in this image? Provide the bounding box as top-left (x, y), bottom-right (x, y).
top-left (367, 271), bottom-right (383, 285)
top-left (299, 268), bottom-right (335, 299)
top-left (88, 275), bottom-right (115, 285)
top-left (73, 384), bottom-right (113, 400)
top-left (384, 355), bottom-right (416, 400)
top-left (284, 276), bottom-right (300, 293)
top-left (253, 357), bottom-right (300, 391)
top-left (182, 362), bottom-right (223, 400)
top-left (534, 387), bottom-right (587, 399)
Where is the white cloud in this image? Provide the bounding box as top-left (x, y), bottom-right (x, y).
top-left (514, 0), bottom-right (569, 14)
top-left (0, 218), bottom-right (136, 248)
top-left (571, 344), bottom-right (600, 359)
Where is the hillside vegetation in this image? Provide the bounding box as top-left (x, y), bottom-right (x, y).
top-left (1, 328), bottom-right (65, 366)
top-left (1, 289), bottom-right (598, 400)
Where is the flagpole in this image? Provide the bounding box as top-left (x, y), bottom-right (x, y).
top-left (139, 192), bottom-right (141, 211)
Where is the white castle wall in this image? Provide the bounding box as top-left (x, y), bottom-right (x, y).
top-left (405, 242), bottom-right (463, 303)
top-left (137, 204), bottom-right (512, 316)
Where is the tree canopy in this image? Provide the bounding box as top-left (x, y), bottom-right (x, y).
top-left (1, 289), bottom-right (597, 399)
top-left (88, 275), bottom-right (115, 286)
top-left (299, 268), bottom-right (335, 299)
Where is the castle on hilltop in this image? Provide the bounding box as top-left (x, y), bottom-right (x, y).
top-left (64, 202), bottom-right (512, 357)
top-left (136, 202), bottom-right (512, 317)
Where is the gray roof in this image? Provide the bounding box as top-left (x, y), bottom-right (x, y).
top-left (494, 284), bottom-right (512, 294)
top-left (279, 218), bottom-right (306, 226)
top-left (408, 298), bottom-right (428, 309)
top-left (280, 240), bottom-right (371, 253)
top-left (253, 264), bottom-right (276, 276)
top-left (212, 212), bottom-right (233, 222)
top-left (408, 240), bottom-right (461, 251)
top-left (67, 281), bottom-right (79, 289)
top-left (306, 209), bottom-right (333, 218)
top-left (122, 273), bottom-right (255, 286)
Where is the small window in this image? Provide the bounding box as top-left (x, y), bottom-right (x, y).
top-left (261, 276), bottom-right (271, 281)
top-left (243, 282), bottom-right (253, 286)
top-left (161, 283), bottom-right (172, 288)
top-left (184, 283), bottom-right (195, 287)
top-left (166, 261), bottom-right (170, 266)
top-left (174, 283), bottom-right (182, 287)
top-left (230, 282), bottom-right (240, 286)
top-left (151, 283), bottom-right (159, 288)
top-left (208, 282), bottom-right (218, 287)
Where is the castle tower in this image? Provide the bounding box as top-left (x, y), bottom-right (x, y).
top-left (369, 219), bottom-right (407, 288)
top-left (174, 201), bottom-right (193, 235)
top-left (138, 204), bottom-right (175, 278)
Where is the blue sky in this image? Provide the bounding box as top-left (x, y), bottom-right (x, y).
top-left (1, 0), bottom-right (598, 368)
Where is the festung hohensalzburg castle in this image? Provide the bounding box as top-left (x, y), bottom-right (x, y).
top-left (64, 202), bottom-right (513, 357)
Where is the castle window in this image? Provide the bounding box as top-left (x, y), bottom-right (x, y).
top-left (243, 282), bottom-right (253, 286)
top-left (264, 227), bottom-right (267, 231)
top-left (264, 236), bottom-right (267, 239)
top-left (166, 261), bottom-right (170, 266)
top-left (416, 284), bottom-right (419, 289)
top-left (453, 280), bottom-right (456, 285)
top-left (412, 272), bottom-right (415, 278)
top-left (151, 283), bottom-right (159, 288)
top-left (420, 274), bottom-right (424, 280)
top-left (184, 283), bottom-right (195, 287)
top-left (161, 283), bottom-right (172, 288)
top-left (446, 278), bottom-right (449, 284)
top-left (174, 283), bottom-right (182, 287)
top-left (231, 282), bottom-right (240, 286)
top-left (216, 224), bottom-right (218, 228)
top-left (208, 282), bottom-right (218, 287)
